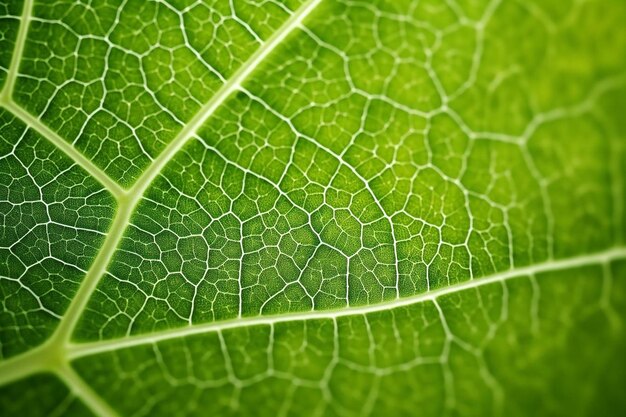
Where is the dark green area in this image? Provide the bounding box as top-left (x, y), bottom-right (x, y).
top-left (0, 108), bottom-right (115, 358)
top-left (0, 373), bottom-right (94, 417)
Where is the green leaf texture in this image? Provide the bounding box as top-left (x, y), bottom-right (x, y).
top-left (1, 0), bottom-right (625, 416)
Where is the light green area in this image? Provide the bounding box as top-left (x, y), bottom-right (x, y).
top-left (0, 0), bottom-right (625, 416)
top-left (77, 0), bottom-right (625, 340)
top-left (0, 108), bottom-right (115, 359)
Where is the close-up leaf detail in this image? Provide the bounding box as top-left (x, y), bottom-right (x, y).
top-left (0, 0), bottom-right (625, 416)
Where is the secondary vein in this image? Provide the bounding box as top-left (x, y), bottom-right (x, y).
top-left (66, 246), bottom-right (626, 359)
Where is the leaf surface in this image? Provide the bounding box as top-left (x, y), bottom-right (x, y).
top-left (0, 0), bottom-right (625, 416)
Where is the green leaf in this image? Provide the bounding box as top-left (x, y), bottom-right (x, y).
top-left (1, 0), bottom-right (625, 416)
top-left (0, 1), bottom-right (22, 89)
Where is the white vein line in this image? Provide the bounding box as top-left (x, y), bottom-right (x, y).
top-left (0, 0), bottom-right (32, 102)
top-left (3, 101), bottom-right (126, 197)
top-left (126, 0), bottom-right (322, 199)
top-left (67, 246), bottom-right (626, 359)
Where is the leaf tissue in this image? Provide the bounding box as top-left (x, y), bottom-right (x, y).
top-left (0, 0), bottom-right (625, 416)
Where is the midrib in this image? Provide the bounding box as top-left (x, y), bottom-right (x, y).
top-left (67, 246), bottom-right (626, 359)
